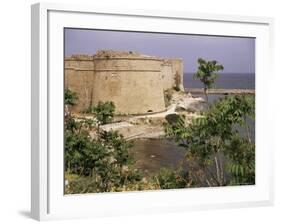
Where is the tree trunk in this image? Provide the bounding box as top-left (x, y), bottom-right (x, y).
top-left (204, 87), bottom-right (208, 103)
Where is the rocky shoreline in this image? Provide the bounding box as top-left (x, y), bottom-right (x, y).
top-left (96, 90), bottom-right (205, 140)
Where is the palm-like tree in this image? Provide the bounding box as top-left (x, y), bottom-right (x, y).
top-left (193, 58), bottom-right (224, 102)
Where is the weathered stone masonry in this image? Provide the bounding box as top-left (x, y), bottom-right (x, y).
top-left (65, 50), bottom-right (184, 114)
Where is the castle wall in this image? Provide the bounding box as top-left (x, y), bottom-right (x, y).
top-left (93, 58), bottom-right (166, 114)
top-left (169, 59), bottom-right (184, 91)
top-left (161, 61), bottom-right (174, 90)
top-left (160, 59), bottom-right (184, 91)
top-left (64, 52), bottom-right (184, 114)
top-left (65, 56), bottom-right (95, 112)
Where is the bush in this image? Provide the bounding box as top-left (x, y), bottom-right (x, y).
top-left (65, 88), bottom-right (78, 106)
top-left (65, 174), bottom-right (161, 194)
top-left (64, 92), bottom-right (148, 193)
top-left (154, 168), bottom-right (187, 189)
top-left (84, 101), bottom-right (115, 125)
top-left (64, 108), bottom-right (144, 193)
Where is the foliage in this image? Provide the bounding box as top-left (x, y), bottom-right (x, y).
top-left (65, 114), bottom-right (143, 192)
top-left (153, 168), bottom-right (187, 189)
top-left (65, 88), bottom-right (78, 106)
top-left (193, 58), bottom-right (224, 102)
top-left (64, 88), bottom-right (256, 193)
top-left (65, 175), bottom-right (161, 194)
top-left (165, 94), bottom-right (255, 186)
top-left (225, 135), bottom-right (255, 185)
top-left (84, 101), bottom-right (115, 125)
top-left (64, 95), bottom-right (145, 193)
top-left (100, 131), bottom-right (133, 165)
top-left (64, 109), bottom-right (191, 193)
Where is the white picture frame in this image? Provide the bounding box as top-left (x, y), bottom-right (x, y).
top-left (31, 2), bottom-right (274, 221)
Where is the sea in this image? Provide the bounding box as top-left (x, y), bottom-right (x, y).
top-left (184, 72), bottom-right (255, 89)
top-left (131, 73), bottom-right (255, 174)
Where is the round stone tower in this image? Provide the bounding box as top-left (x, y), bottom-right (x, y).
top-left (92, 50), bottom-right (166, 115)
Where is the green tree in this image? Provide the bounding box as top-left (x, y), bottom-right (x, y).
top-left (165, 94), bottom-right (255, 187)
top-left (193, 58), bottom-right (224, 102)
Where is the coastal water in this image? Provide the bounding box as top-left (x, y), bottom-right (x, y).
top-left (130, 139), bottom-right (186, 175)
top-left (131, 73), bottom-right (255, 174)
top-left (184, 73), bottom-right (255, 89)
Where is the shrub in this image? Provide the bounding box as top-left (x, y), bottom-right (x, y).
top-left (65, 88), bottom-right (78, 106)
top-left (84, 101), bottom-right (115, 125)
top-left (64, 110), bottom-right (144, 193)
top-left (154, 168), bottom-right (187, 189)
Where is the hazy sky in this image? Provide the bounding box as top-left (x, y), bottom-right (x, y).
top-left (65, 28), bottom-right (255, 74)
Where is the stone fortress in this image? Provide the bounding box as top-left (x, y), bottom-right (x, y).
top-left (65, 50), bottom-right (184, 114)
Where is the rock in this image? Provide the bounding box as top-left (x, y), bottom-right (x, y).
top-left (176, 96), bottom-right (204, 112)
